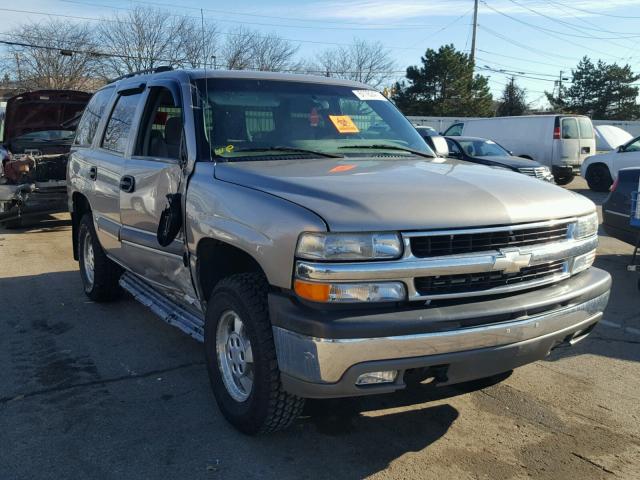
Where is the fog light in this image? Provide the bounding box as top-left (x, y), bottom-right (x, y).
top-left (356, 370), bottom-right (398, 385)
top-left (572, 249), bottom-right (596, 274)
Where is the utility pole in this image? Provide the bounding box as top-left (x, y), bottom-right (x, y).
top-left (558, 70), bottom-right (564, 103)
top-left (470, 0), bottom-right (479, 65)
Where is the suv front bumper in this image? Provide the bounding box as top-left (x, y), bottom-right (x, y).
top-left (271, 267), bottom-right (611, 398)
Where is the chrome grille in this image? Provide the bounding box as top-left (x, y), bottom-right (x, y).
top-left (409, 222), bottom-right (570, 258)
top-left (518, 167), bottom-right (548, 179)
top-left (414, 260), bottom-right (567, 296)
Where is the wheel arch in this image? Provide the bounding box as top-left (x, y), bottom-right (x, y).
top-left (196, 238), bottom-right (268, 306)
top-left (71, 192), bottom-right (92, 261)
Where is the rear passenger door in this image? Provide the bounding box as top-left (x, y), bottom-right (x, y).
top-left (91, 88), bottom-right (145, 260)
top-left (118, 84), bottom-right (195, 297)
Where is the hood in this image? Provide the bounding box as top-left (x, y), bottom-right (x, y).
top-left (595, 125), bottom-right (633, 151)
top-left (3, 90), bottom-right (91, 142)
top-left (215, 157), bottom-right (595, 231)
top-left (474, 156), bottom-right (544, 169)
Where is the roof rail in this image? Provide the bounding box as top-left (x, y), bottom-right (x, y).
top-left (108, 65), bottom-right (173, 84)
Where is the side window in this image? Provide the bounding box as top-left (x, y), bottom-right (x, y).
top-left (444, 123), bottom-right (463, 136)
top-left (74, 87), bottom-right (114, 147)
top-left (577, 117), bottom-right (594, 139)
top-left (561, 118), bottom-right (579, 139)
top-left (446, 139), bottom-right (462, 157)
top-left (624, 137), bottom-right (640, 152)
top-left (136, 88), bottom-right (183, 159)
top-left (102, 93), bottom-right (142, 155)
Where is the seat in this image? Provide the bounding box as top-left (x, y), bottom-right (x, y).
top-left (164, 116), bottom-right (182, 159)
top-left (149, 130), bottom-right (167, 157)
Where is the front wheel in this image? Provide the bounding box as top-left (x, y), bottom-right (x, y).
top-left (204, 273), bottom-right (304, 434)
top-left (585, 164), bottom-right (613, 192)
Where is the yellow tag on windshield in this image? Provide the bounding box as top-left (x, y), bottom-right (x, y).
top-left (329, 115), bottom-right (359, 134)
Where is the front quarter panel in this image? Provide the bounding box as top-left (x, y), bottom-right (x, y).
top-left (186, 162), bottom-right (327, 290)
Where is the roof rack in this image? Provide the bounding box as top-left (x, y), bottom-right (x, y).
top-left (108, 66), bottom-right (173, 84)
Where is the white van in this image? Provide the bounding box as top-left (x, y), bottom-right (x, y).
top-left (444, 115), bottom-right (596, 185)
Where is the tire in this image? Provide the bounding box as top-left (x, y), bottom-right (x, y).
top-left (77, 213), bottom-right (122, 301)
top-left (553, 173), bottom-right (574, 186)
top-left (585, 164), bottom-right (613, 192)
top-left (204, 273), bottom-right (304, 434)
top-left (2, 217), bottom-right (23, 229)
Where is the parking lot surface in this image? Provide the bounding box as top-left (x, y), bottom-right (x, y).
top-left (1, 178), bottom-right (639, 480)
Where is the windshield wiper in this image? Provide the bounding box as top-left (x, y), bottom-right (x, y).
top-left (339, 144), bottom-right (435, 159)
top-left (232, 146), bottom-right (343, 158)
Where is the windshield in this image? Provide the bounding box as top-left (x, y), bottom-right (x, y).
top-left (196, 78), bottom-right (434, 161)
top-left (457, 139), bottom-right (509, 157)
top-left (12, 130), bottom-right (75, 142)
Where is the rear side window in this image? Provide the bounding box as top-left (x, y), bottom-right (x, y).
top-left (102, 93), bottom-right (142, 155)
top-left (74, 88), bottom-right (114, 147)
top-left (577, 117), bottom-right (594, 139)
top-left (444, 123), bottom-right (463, 136)
top-left (561, 118), bottom-right (579, 139)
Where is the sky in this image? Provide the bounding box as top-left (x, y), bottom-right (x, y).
top-left (2, 0), bottom-right (640, 108)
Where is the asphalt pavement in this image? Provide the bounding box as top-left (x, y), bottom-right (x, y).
top-left (1, 177), bottom-right (639, 480)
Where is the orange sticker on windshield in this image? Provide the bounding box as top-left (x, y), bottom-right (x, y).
top-left (329, 115), bottom-right (359, 134)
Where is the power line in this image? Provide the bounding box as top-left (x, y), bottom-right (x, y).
top-left (60, 0), bottom-right (441, 28)
top-left (477, 48), bottom-right (569, 69)
top-left (0, 6), bottom-right (424, 51)
top-left (481, 1), bottom-right (633, 61)
top-left (541, 0), bottom-right (640, 19)
top-left (478, 24), bottom-right (576, 61)
top-left (59, 0), bottom-right (439, 31)
top-left (408, 7), bottom-right (473, 49)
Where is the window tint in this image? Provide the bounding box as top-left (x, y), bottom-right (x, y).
top-left (446, 139), bottom-right (462, 156)
top-left (624, 137), bottom-right (640, 152)
top-left (102, 93), bottom-right (142, 154)
top-left (577, 117), bottom-right (594, 139)
top-left (561, 118), bottom-right (579, 139)
top-left (74, 87), bottom-right (113, 147)
top-left (137, 88), bottom-right (182, 159)
top-left (444, 123), bottom-right (463, 136)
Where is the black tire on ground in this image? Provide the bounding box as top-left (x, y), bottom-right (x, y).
top-left (553, 173), bottom-right (574, 186)
top-left (77, 213), bottom-right (122, 302)
top-left (585, 164), bottom-right (613, 192)
top-left (204, 272), bottom-right (305, 434)
top-left (2, 217), bottom-right (23, 229)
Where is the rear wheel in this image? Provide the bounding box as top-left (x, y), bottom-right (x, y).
top-left (77, 213), bottom-right (122, 301)
top-left (2, 217), bottom-right (23, 229)
top-left (553, 173), bottom-right (574, 186)
top-left (204, 273), bottom-right (304, 434)
top-left (585, 164), bottom-right (613, 192)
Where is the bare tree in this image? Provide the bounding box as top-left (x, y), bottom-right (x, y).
top-left (222, 27), bottom-right (299, 71)
top-left (97, 6), bottom-right (219, 78)
top-left (314, 39), bottom-right (395, 88)
top-left (1, 19), bottom-right (98, 91)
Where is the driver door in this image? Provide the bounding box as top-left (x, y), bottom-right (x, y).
top-left (118, 84), bottom-right (195, 299)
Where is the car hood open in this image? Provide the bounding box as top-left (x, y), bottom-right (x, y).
top-left (214, 157), bottom-right (595, 231)
top-left (3, 90), bottom-right (91, 142)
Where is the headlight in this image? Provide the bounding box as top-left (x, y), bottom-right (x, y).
top-left (296, 232), bottom-right (402, 261)
top-left (574, 213), bottom-right (598, 239)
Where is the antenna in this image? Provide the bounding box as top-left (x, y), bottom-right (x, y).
top-left (201, 8), bottom-right (213, 161)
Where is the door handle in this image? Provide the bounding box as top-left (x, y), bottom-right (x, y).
top-left (120, 175), bottom-right (136, 193)
top-left (88, 166), bottom-right (97, 181)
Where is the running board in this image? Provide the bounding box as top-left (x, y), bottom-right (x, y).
top-left (119, 272), bottom-right (204, 342)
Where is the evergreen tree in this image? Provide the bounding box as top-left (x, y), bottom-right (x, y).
top-left (546, 56), bottom-right (640, 119)
top-left (392, 44), bottom-right (494, 117)
top-left (496, 77), bottom-right (528, 116)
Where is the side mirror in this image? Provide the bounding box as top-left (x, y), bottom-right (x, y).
top-left (617, 145), bottom-right (625, 153)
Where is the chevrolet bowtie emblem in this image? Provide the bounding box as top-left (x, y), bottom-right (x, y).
top-left (493, 248), bottom-right (532, 274)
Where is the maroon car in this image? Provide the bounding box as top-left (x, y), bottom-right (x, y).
top-left (0, 89), bottom-right (90, 228)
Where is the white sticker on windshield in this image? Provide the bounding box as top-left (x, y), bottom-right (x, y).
top-left (486, 140), bottom-right (496, 144)
top-left (352, 90), bottom-right (388, 101)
